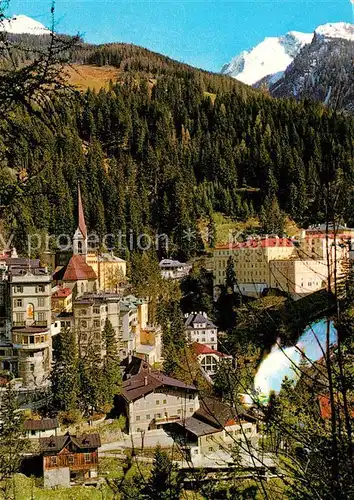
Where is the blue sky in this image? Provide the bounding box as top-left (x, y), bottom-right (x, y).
top-left (7, 1), bottom-right (353, 72)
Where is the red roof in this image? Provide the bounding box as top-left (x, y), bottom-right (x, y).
top-left (318, 395), bottom-right (354, 420)
top-left (53, 255), bottom-right (97, 282)
top-left (52, 287), bottom-right (72, 298)
top-left (215, 238), bottom-right (294, 250)
top-left (192, 342), bottom-right (232, 359)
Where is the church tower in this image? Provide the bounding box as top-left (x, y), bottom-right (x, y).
top-left (73, 184), bottom-right (87, 260)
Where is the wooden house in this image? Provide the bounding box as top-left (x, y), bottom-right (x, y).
top-left (39, 433), bottom-right (101, 488)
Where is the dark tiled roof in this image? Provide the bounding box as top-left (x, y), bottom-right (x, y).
top-left (39, 433), bottom-right (101, 453)
top-left (184, 312), bottom-right (216, 330)
top-left (53, 255), bottom-right (97, 282)
top-left (195, 397), bottom-right (252, 429)
top-left (12, 326), bottom-right (49, 334)
top-left (120, 356), bottom-right (151, 380)
top-left (121, 371), bottom-right (197, 402)
top-left (175, 416), bottom-right (217, 437)
top-left (24, 417), bottom-right (59, 431)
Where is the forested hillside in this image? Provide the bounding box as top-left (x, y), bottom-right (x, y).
top-left (1, 35), bottom-right (354, 258)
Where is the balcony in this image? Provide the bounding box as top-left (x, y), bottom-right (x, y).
top-left (12, 339), bottom-right (50, 350)
top-left (13, 321), bottom-right (26, 327)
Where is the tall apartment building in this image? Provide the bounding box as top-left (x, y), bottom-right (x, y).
top-left (212, 232), bottom-right (349, 300)
top-left (73, 292), bottom-right (121, 358)
top-left (0, 258), bottom-right (52, 387)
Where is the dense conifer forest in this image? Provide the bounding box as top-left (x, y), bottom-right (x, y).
top-left (1, 35), bottom-right (354, 258)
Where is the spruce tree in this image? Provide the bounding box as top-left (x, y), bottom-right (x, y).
top-left (142, 445), bottom-right (182, 500)
top-left (0, 385), bottom-right (29, 483)
top-left (50, 327), bottom-right (79, 412)
top-left (102, 319), bottom-right (121, 407)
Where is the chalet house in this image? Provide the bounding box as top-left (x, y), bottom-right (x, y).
top-left (192, 342), bottom-right (233, 376)
top-left (116, 369), bottom-right (199, 433)
top-left (159, 259), bottom-right (191, 280)
top-left (24, 417), bottom-right (59, 439)
top-left (184, 312), bottom-right (218, 350)
top-left (168, 397), bottom-right (258, 464)
top-left (39, 433), bottom-right (101, 488)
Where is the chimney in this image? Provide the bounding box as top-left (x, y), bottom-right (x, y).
top-left (144, 376), bottom-right (148, 386)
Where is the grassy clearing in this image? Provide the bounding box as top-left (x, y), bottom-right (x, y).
top-left (1, 474), bottom-right (114, 500)
top-left (66, 64), bottom-right (120, 91)
top-left (212, 212), bottom-right (260, 245)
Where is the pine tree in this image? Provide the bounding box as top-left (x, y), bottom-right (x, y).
top-left (102, 319), bottom-right (121, 408)
top-left (50, 328), bottom-right (79, 412)
top-left (142, 445), bottom-right (182, 500)
top-left (0, 385), bottom-right (29, 483)
top-left (225, 255), bottom-right (237, 292)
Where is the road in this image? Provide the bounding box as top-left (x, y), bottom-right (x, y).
top-left (99, 429), bottom-right (175, 453)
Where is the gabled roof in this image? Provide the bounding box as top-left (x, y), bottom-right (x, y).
top-left (53, 255), bottom-right (97, 282)
top-left (52, 287), bottom-right (72, 298)
top-left (192, 342), bottom-right (232, 359)
top-left (175, 416), bottom-right (217, 437)
top-left (195, 397), bottom-right (253, 429)
top-left (24, 417), bottom-right (59, 431)
top-left (77, 184), bottom-right (87, 239)
top-left (39, 433), bottom-right (101, 453)
top-left (121, 371), bottom-right (197, 402)
top-left (120, 356), bottom-right (151, 380)
top-left (184, 312), bottom-right (216, 330)
top-left (159, 259), bottom-right (188, 268)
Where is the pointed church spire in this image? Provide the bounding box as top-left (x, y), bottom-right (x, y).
top-left (73, 183), bottom-right (88, 259)
top-left (77, 183), bottom-right (87, 239)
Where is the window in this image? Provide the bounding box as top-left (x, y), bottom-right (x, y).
top-left (208, 447), bottom-right (213, 452)
top-left (68, 455), bottom-right (74, 465)
top-left (30, 363), bottom-right (34, 372)
top-left (136, 416), bottom-right (140, 421)
top-left (35, 285), bottom-right (45, 293)
top-left (15, 286), bottom-right (23, 293)
top-left (84, 453), bottom-right (91, 464)
top-left (193, 449), bottom-right (198, 455)
top-left (156, 400), bottom-right (160, 405)
top-left (37, 312), bottom-right (46, 322)
top-left (93, 308), bottom-right (100, 314)
top-left (155, 413), bottom-right (161, 419)
top-left (80, 309), bottom-right (87, 316)
top-left (146, 414), bottom-right (150, 420)
top-left (51, 456), bottom-right (57, 466)
top-left (188, 395), bottom-right (194, 400)
top-left (177, 409), bottom-right (181, 415)
top-left (162, 399), bottom-right (167, 404)
top-left (0, 350), bottom-right (5, 356)
top-left (189, 408), bottom-right (193, 412)
top-left (93, 320), bottom-right (100, 328)
top-left (81, 320), bottom-right (87, 328)
top-left (38, 298), bottom-right (45, 307)
top-left (31, 430), bottom-right (36, 436)
top-left (14, 299), bottom-right (23, 308)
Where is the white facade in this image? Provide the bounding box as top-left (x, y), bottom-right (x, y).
top-left (128, 388), bottom-right (199, 433)
top-left (184, 312), bottom-right (218, 350)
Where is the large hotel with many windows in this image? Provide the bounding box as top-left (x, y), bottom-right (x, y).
top-left (212, 231), bottom-right (349, 300)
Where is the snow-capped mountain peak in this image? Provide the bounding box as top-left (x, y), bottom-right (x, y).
top-left (0, 14), bottom-right (50, 35)
top-left (222, 22), bottom-right (354, 87)
top-left (314, 22), bottom-right (354, 41)
top-left (221, 30), bottom-right (313, 86)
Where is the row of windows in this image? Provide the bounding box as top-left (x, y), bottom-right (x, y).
top-left (14, 312), bottom-right (47, 322)
top-left (135, 394), bottom-right (194, 407)
top-left (79, 319), bottom-right (105, 329)
top-left (14, 285), bottom-right (46, 294)
top-left (135, 408), bottom-right (194, 421)
top-left (14, 298), bottom-right (46, 308)
top-left (12, 334), bottom-right (48, 345)
top-left (50, 453), bottom-right (91, 466)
